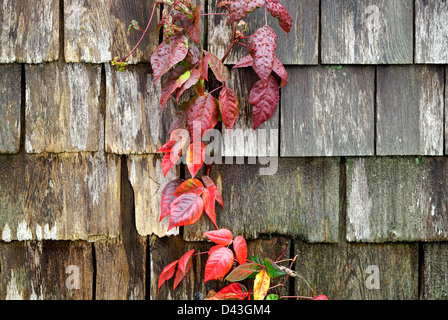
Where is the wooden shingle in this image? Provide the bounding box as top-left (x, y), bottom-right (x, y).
top-left (208, 0), bottom-right (319, 65)
top-left (25, 62), bottom-right (101, 154)
top-left (415, 1), bottom-right (448, 64)
top-left (0, 153), bottom-right (121, 241)
top-left (64, 0), bottom-right (159, 63)
top-left (421, 243), bottom-right (448, 300)
top-left (183, 158), bottom-right (340, 243)
top-left (294, 241), bottom-right (418, 299)
top-left (321, 0), bottom-right (413, 64)
top-left (0, 64), bottom-right (21, 154)
top-left (281, 66), bottom-right (375, 157)
top-left (346, 157), bottom-right (448, 242)
top-left (0, 0), bottom-right (59, 63)
top-left (0, 241), bottom-right (93, 299)
top-left (127, 155), bottom-right (180, 237)
top-left (376, 65), bottom-right (444, 156)
top-left (105, 64), bottom-right (175, 155)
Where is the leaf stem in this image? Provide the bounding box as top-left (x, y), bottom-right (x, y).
top-left (200, 13), bottom-right (230, 16)
top-left (264, 0), bottom-right (268, 26)
top-left (221, 22), bottom-right (237, 63)
top-left (119, 2), bottom-right (158, 63)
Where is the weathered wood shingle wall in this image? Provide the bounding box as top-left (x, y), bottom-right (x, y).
top-left (0, 0), bottom-right (447, 300)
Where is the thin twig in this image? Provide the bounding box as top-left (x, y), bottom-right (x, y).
top-left (119, 3), bottom-right (158, 63)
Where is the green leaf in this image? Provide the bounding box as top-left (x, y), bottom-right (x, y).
top-left (266, 294), bottom-right (279, 300)
top-left (263, 258), bottom-right (286, 279)
top-left (225, 262), bottom-right (260, 282)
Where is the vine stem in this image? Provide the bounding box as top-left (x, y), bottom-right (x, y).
top-left (200, 13), bottom-right (230, 16)
top-left (264, 0), bottom-right (268, 26)
top-left (119, 2), bottom-right (158, 63)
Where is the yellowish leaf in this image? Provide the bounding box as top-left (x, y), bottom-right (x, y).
top-left (253, 269), bottom-right (270, 300)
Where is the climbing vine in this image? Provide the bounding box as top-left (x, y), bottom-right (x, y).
top-left (113, 0), bottom-right (327, 301)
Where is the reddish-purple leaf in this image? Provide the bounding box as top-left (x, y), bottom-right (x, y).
top-left (160, 65), bottom-right (190, 109)
top-left (200, 52), bottom-right (211, 81)
top-left (207, 283), bottom-right (249, 300)
top-left (266, 0), bottom-right (293, 33)
top-left (205, 51), bottom-right (230, 83)
top-left (249, 74), bottom-right (280, 130)
top-left (233, 235), bottom-right (248, 265)
top-left (168, 193), bottom-right (204, 230)
top-left (158, 260), bottom-right (178, 293)
top-left (160, 178), bottom-right (184, 222)
top-left (168, 110), bottom-right (187, 134)
top-left (174, 178), bottom-right (205, 197)
top-left (248, 26), bottom-right (277, 82)
top-left (228, 0), bottom-right (265, 24)
top-left (204, 247), bottom-right (235, 283)
top-left (204, 228), bottom-right (233, 246)
top-left (161, 150), bottom-right (182, 177)
top-left (151, 32), bottom-right (189, 83)
top-left (186, 94), bottom-right (220, 139)
top-left (180, 5), bottom-right (201, 44)
top-left (186, 142), bottom-right (206, 178)
top-left (219, 85), bottom-right (239, 130)
top-left (273, 55), bottom-right (287, 87)
top-left (233, 54), bottom-right (254, 69)
top-left (225, 262), bottom-right (260, 282)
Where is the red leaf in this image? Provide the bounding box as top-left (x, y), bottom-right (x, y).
top-left (204, 247), bottom-right (235, 283)
top-left (168, 110), bottom-right (187, 134)
top-left (228, 0), bottom-right (265, 24)
top-left (233, 54), bottom-right (254, 69)
top-left (273, 55), bottom-right (287, 87)
top-left (219, 85), bottom-right (240, 130)
top-left (208, 244), bottom-right (225, 256)
top-left (248, 26), bottom-right (277, 82)
top-left (205, 51), bottom-right (230, 83)
top-left (168, 193), bottom-right (204, 230)
top-left (186, 142), bottom-right (206, 178)
top-left (161, 151), bottom-right (181, 177)
top-left (173, 257), bottom-right (193, 290)
top-left (186, 94), bottom-right (219, 139)
top-left (207, 283), bottom-right (249, 300)
top-left (249, 74), bottom-right (280, 130)
top-left (158, 128), bottom-right (189, 154)
top-left (233, 235), bottom-right (247, 265)
top-left (151, 32), bottom-right (189, 83)
top-left (158, 260), bottom-right (178, 293)
top-left (266, 0), bottom-right (293, 33)
top-left (174, 178), bottom-right (205, 197)
top-left (160, 178), bottom-right (184, 222)
top-left (201, 189), bottom-right (218, 229)
top-left (178, 249), bottom-right (195, 274)
top-left (202, 176), bottom-right (224, 208)
top-left (180, 5), bottom-right (201, 44)
top-left (204, 228), bottom-right (233, 246)
top-left (313, 295), bottom-right (329, 300)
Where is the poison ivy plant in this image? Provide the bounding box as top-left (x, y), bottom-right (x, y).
top-left (114, 0), bottom-right (328, 301)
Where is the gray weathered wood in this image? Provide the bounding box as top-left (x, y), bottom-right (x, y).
top-left (151, 235), bottom-right (290, 300)
top-left (64, 0), bottom-right (159, 63)
top-left (0, 64), bottom-right (21, 154)
top-left (294, 241), bottom-right (419, 299)
top-left (0, 241), bottom-right (93, 299)
top-left (415, 1), bottom-right (448, 64)
top-left (421, 243), bottom-right (448, 300)
top-left (183, 158), bottom-right (340, 242)
top-left (25, 62), bottom-right (101, 153)
top-left (0, 152), bottom-right (121, 241)
top-left (376, 65), bottom-right (444, 156)
top-left (220, 68), bottom-right (278, 158)
top-left (0, 0), bottom-right (59, 63)
top-left (321, 0), bottom-right (413, 64)
top-left (94, 160), bottom-right (147, 300)
top-left (208, 0), bottom-right (318, 65)
top-left (127, 154), bottom-right (180, 237)
top-left (105, 64), bottom-right (176, 155)
top-left (281, 66), bottom-right (375, 157)
top-left (346, 157), bottom-right (448, 242)
top-left (446, 67), bottom-right (448, 155)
